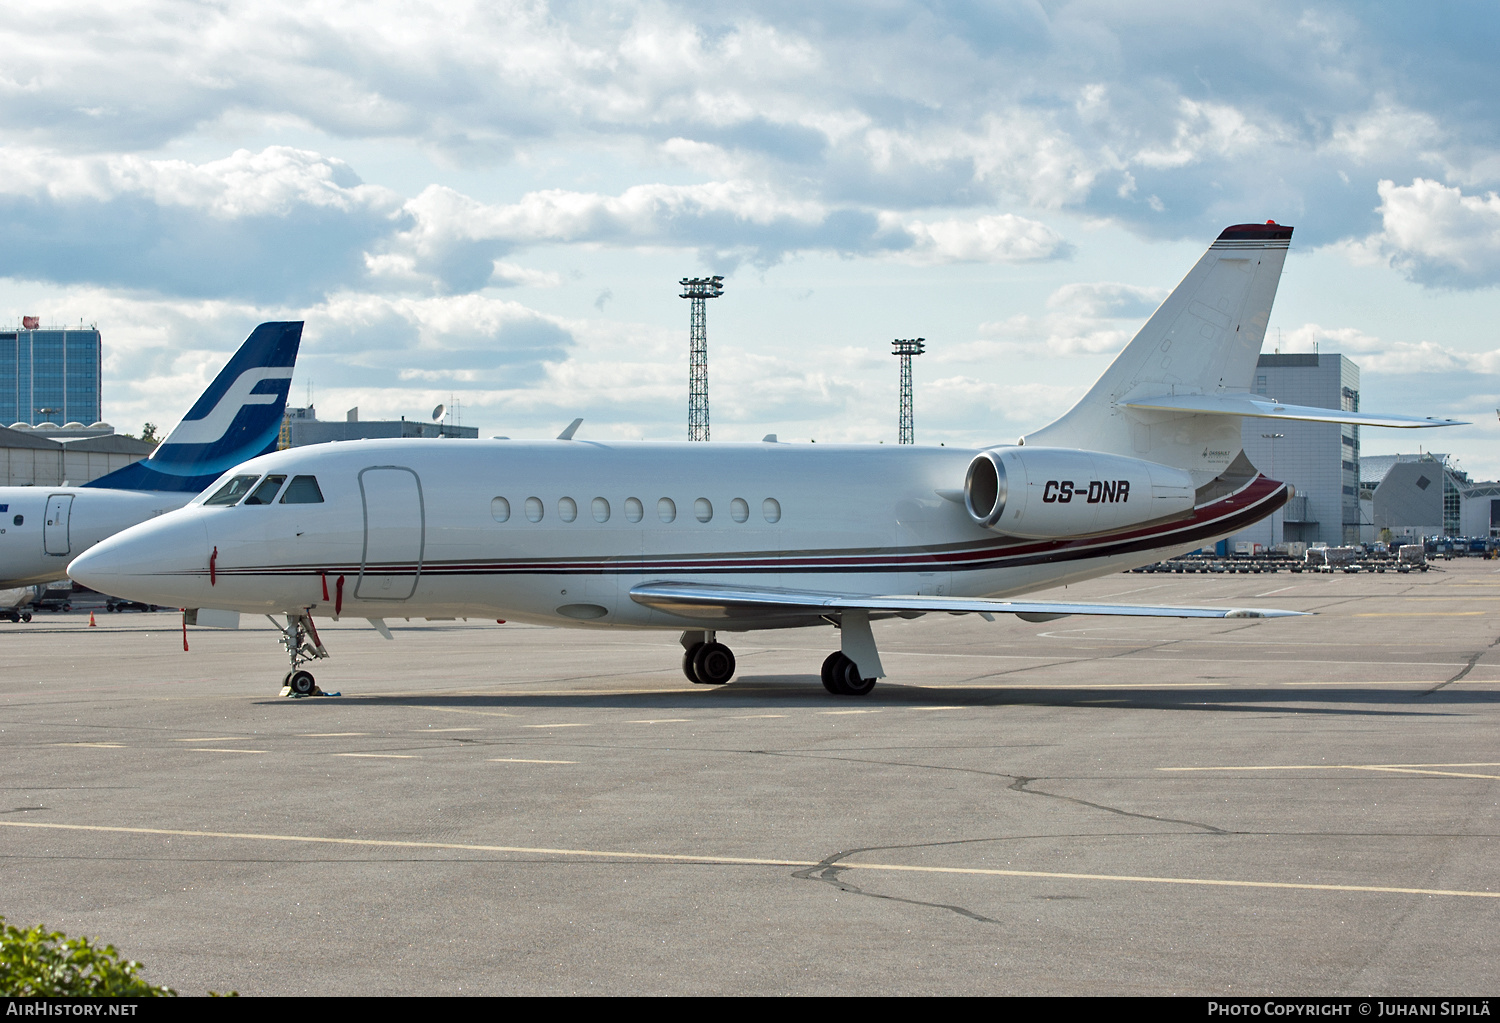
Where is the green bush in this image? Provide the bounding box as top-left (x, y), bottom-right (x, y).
top-left (0, 914), bottom-right (176, 997)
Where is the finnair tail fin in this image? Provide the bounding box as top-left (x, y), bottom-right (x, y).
top-left (85, 322), bottom-right (303, 493)
top-left (1022, 223), bottom-right (1291, 484)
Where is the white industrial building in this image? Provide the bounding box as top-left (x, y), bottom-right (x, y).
top-left (1230, 353), bottom-right (1361, 549)
top-left (0, 422), bottom-right (155, 487)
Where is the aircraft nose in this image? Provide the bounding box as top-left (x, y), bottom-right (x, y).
top-left (69, 513), bottom-right (210, 606)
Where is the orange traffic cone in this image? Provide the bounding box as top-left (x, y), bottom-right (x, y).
top-left (88, 611), bottom-right (96, 627)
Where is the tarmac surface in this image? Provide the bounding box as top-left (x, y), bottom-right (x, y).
top-left (1, 563), bottom-right (1497, 996)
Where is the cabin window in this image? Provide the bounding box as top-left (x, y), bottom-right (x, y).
top-left (242, 474), bottom-right (287, 505)
top-left (657, 497), bottom-right (676, 523)
top-left (525, 497), bottom-right (544, 522)
top-left (730, 498), bottom-right (749, 523)
top-left (559, 497), bottom-right (578, 522)
top-left (694, 498), bottom-right (713, 523)
top-left (279, 476), bottom-right (325, 504)
top-left (491, 497), bottom-right (511, 522)
top-left (592, 497), bottom-right (610, 523)
top-left (624, 497), bottom-right (644, 523)
top-left (762, 498), bottom-right (781, 523)
top-left (204, 474), bottom-right (260, 506)
top-left (12, 514), bottom-right (21, 526)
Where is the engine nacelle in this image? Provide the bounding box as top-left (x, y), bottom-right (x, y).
top-left (964, 447), bottom-right (1196, 540)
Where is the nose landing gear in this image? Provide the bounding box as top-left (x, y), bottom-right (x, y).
top-left (273, 612), bottom-right (334, 697)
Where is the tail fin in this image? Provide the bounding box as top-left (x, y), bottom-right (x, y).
top-left (1022, 223), bottom-right (1291, 483)
top-left (85, 321), bottom-right (303, 493)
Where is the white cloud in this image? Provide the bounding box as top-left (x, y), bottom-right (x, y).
top-left (899, 213), bottom-right (1068, 264)
top-left (1280, 322), bottom-right (1500, 376)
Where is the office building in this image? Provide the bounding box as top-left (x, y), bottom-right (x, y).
top-left (0, 323), bottom-right (103, 427)
top-left (281, 406), bottom-right (478, 447)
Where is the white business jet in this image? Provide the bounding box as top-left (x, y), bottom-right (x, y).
top-left (0, 322), bottom-right (302, 589)
top-left (69, 224), bottom-right (1460, 696)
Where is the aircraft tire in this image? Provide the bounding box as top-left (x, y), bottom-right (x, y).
top-left (20, 613), bottom-right (30, 623)
top-left (839, 659), bottom-right (877, 696)
top-left (681, 644), bottom-right (705, 684)
top-left (692, 642), bottom-right (736, 685)
top-left (820, 651), bottom-right (845, 694)
top-left (288, 670), bottom-right (317, 696)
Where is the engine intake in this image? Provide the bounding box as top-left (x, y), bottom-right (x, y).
top-left (962, 447), bottom-right (1196, 540)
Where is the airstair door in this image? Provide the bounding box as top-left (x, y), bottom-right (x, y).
top-left (44, 495), bottom-right (74, 556)
top-left (355, 467), bottom-right (424, 600)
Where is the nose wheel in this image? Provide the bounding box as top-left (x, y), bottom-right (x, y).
top-left (821, 651), bottom-right (877, 696)
top-left (274, 612), bottom-right (333, 697)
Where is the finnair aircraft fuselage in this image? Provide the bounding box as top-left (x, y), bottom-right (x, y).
top-left (0, 488), bottom-right (186, 588)
top-left (70, 435), bottom-right (1287, 628)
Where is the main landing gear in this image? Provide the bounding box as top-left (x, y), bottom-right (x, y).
top-left (272, 612), bottom-right (332, 697)
top-left (681, 630), bottom-right (737, 685)
top-left (821, 651), bottom-right (877, 696)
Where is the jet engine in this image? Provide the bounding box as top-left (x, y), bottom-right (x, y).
top-left (963, 446), bottom-right (1196, 540)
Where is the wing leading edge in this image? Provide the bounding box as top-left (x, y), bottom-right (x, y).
top-left (628, 581), bottom-right (1308, 622)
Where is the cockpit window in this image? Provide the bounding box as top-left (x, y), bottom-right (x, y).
top-left (203, 475), bottom-right (260, 506)
top-left (279, 475), bottom-right (325, 504)
top-left (242, 474), bottom-right (287, 505)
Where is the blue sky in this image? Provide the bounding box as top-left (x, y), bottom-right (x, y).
top-left (3, 1), bottom-right (1499, 475)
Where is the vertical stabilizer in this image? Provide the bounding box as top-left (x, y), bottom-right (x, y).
top-left (84, 322), bottom-right (303, 493)
top-left (1022, 223), bottom-right (1291, 484)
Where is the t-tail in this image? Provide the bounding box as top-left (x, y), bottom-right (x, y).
top-left (85, 322), bottom-right (303, 494)
top-left (1021, 222), bottom-right (1461, 486)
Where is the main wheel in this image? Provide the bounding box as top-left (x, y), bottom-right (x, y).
top-left (288, 670), bottom-right (317, 696)
top-left (821, 651), bottom-right (846, 694)
top-left (20, 612), bottom-right (31, 623)
top-left (692, 642), bottom-right (736, 685)
top-left (681, 643), bottom-right (705, 683)
top-left (839, 657), bottom-right (877, 696)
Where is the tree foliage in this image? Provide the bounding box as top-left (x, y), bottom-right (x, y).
top-left (0, 915), bottom-right (176, 997)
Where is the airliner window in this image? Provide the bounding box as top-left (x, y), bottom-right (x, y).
top-left (695, 498), bottom-right (713, 523)
top-left (491, 497), bottom-right (511, 522)
top-left (658, 497), bottom-right (676, 523)
top-left (280, 476), bottom-right (325, 504)
top-left (525, 497), bottom-right (544, 522)
top-left (624, 497), bottom-right (643, 523)
top-left (559, 497), bottom-right (578, 523)
top-left (204, 475), bottom-right (260, 506)
top-left (592, 497), bottom-right (610, 523)
top-left (242, 475), bottom-right (287, 505)
top-left (763, 498), bottom-right (781, 524)
top-left (730, 498), bottom-right (749, 523)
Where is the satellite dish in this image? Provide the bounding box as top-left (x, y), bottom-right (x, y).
top-left (431, 403), bottom-right (446, 423)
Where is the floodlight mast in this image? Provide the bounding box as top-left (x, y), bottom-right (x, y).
top-left (680, 276), bottom-right (724, 442)
top-left (891, 338), bottom-right (926, 445)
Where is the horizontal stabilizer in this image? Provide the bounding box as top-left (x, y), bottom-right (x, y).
top-left (630, 582), bottom-right (1307, 621)
top-left (1124, 393), bottom-right (1466, 428)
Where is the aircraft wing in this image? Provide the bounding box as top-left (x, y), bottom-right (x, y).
top-left (628, 581), bottom-right (1308, 622)
top-left (1123, 393), bottom-right (1466, 428)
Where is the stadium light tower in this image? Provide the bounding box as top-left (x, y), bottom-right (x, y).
top-left (891, 338), bottom-right (926, 445)
top-left (680, 276), bottom-right (724, 442)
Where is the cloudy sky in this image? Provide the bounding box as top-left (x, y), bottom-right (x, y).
top-left (4, 1), bottom-right (1500, 476)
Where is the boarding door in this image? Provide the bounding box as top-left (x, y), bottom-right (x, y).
top-left (355, 467), bottom-right (425, 600)
top-left (44, 495), bottom-right (74, 556)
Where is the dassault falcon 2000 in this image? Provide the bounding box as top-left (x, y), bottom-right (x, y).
top-left (0, 322), bottom-right (301, 589)
top-left (70, 223), bottom-right (1460, 697)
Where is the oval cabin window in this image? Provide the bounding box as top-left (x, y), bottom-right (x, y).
top-left (730, 498), bottom-right (749, 523)
top-left (525, 497), bottom-right (544, 522)
top-left (624, 497), bottom-right (644, 523)
top-left (592, 497), bottom-right (610, 523)
top-left (658, 497), bottom-right (676, 523)
top-left (695, 498), bottom-right (713, 523)
top-left (762, 498), bottom-right (781, 523)
top-left (559, 497), bottom-right (578, 523)
top-left (491, 497), bottom-right (511, 522)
